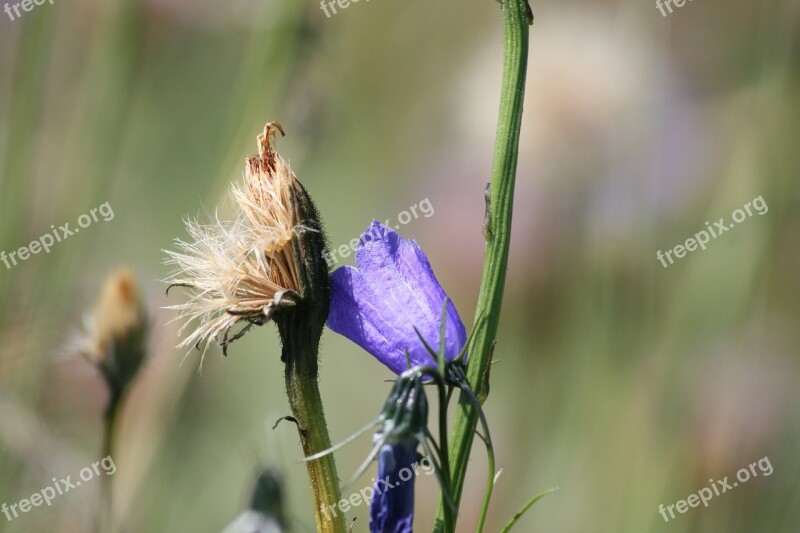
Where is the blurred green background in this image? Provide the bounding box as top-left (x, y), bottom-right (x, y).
top-left (1, 0), bottom-right (799, 531)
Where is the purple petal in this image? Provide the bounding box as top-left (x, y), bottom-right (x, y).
top-left (369, 438), bottom-right (417, 533)
top-left (327, 221), bottom-right (466, 375)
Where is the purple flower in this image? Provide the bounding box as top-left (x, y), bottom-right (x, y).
top-left (327, 221), bottom-right (467, 374)
top-left (369, 437), bottom-right (417, 533)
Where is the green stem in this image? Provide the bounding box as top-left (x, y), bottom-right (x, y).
top-left (282, 330), bottom-right (345, 533)
top-left (427, 368), bottom-right (454, 532)
top-left (464, 384), bottom-right (496, 533)
top-left (434, 1), bottom-right (532, 530)
top-left (99, 394), bottom-right (120, 533)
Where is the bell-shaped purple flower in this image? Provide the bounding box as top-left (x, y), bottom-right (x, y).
top-left (327, 221), bottom-right (467, 375)
top-left (369, 437), bottom-right (418, 533)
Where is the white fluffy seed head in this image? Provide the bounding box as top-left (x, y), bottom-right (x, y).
top-left (164, 123), bottom-right (307, 357)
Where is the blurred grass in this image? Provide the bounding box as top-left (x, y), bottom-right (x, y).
top-left (1, 0), bottom-right (799, 532)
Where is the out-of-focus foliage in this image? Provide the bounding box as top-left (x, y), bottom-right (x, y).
top-left (0, 0), bottom-right (798, 531)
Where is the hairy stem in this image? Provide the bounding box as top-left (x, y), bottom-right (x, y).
top-left (281, 323), bottom-right (345, 533)
top-left (434, 1), bottom-right (532, 530)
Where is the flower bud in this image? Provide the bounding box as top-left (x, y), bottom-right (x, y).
top-left (82, 268), bottom-right (148, 404)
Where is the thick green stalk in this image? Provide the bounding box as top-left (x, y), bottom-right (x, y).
top-left (434, 1), bottom-right (532, 530)
top-left (284, 371), bottom-right (344, 532)
top-left (280, 321), bottom-right (345, 533)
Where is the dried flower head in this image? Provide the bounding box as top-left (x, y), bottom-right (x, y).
top-left (165, 122), bottom-right (329, 359)
top-left (78, 268), bottom-right (148, 402)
